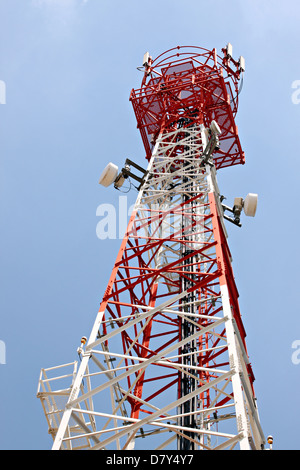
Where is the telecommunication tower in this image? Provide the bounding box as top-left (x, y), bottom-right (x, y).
top-left (37, 45), bottom-right (266, 450)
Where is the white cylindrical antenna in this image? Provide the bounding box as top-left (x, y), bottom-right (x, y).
top-left (226, 42), bottom-right (233, 58)
top-left (239, 56), bottom-right (246, 72)
top-left (210, 120), bottom-right (222, 136)
top-left (243, 193), bottom-right (258, 217)
top-left (143, 52), bottom-right (150, 66)
top-left (99, 163), bottom-right (119, 187)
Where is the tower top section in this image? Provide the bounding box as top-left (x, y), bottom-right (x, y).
top-left (130, 45), bottom-right (246, 170)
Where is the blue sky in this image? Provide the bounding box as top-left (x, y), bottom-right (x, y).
top-left (0, 0), bottom-right (300, 450)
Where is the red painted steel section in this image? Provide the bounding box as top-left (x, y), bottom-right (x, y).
top-left (130, 46), bottom-right (245, 170)
top-left (98, 193), bottom-right (226, 418)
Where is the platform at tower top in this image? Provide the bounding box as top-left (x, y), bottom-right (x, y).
top-left (130, 45), bottom-right (245, 170)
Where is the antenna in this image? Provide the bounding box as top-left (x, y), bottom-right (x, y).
top-left (243, 193), bottom-right (258, 217)
top-left (98, 162), bottom-right (119, 187)
top-left (99, 158), bottom-right (147, 190)
top-left (222, 193), bottom-right (258, 226)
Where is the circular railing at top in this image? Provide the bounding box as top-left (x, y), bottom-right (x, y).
top-left (147, 45), bottom-right (242, 113)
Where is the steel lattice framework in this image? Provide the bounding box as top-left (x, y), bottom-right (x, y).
top-left (37, 46), bottom-right (265, 450)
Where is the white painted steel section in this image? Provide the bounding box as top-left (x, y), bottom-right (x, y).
top-left (219, 284), bottom-right (251, 450)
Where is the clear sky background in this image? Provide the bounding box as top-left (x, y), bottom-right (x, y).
top-left (0, 0), bottom-right (299, 450)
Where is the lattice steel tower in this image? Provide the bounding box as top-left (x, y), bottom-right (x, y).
top-left (37, 45), bottom-right (265, 450)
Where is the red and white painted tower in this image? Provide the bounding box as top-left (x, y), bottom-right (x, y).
top-left (37, 45), bottom-right (265, 450)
